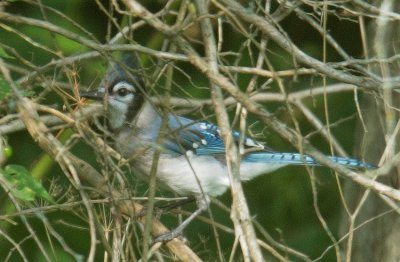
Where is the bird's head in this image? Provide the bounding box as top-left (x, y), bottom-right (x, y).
top-left (81, 54), bottom-right (145, 130)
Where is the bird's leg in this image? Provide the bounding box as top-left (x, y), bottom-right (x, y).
top-left (156, 196), bottom-right (195, 212)
top-left (136, 196), bottom-right (195, 218)
top-left (153, 194), bottom-right (209, 242)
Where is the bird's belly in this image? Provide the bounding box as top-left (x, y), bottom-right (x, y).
top-left (239, 162), bottom-right (286, 181)
top-left (132, 154), bottom-right (231, 197)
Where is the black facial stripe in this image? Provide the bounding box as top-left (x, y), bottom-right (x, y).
top-left (126, 92), bottom-right (145, 124)
top-left (126, 73), bottom-right (145, 123)
top-left (108, 79), bottom-right (118, 94)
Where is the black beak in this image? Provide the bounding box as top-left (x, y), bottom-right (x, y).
top-left (80, 88), bottom-right (105, 101)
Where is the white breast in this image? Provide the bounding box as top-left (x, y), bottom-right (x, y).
top-left (132, 153), bottom-right (288, 197)
top-left (131, 153), bottom-right (230, 197)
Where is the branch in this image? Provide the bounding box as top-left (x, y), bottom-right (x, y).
top-left (194, 0), bottom-right (263, 260)
top-left (13, 97), bottom-right (202, 261)
top-left (182, 42), bottom-right (400, 201)
top-left (216, 0), bottom-right (386, 90)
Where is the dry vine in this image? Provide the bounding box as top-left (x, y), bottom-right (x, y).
top-left (0, 0), bottom-right (399, 261)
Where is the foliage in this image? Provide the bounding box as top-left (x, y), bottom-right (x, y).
top-left (0, 0), bottom-right (399, 261)
top-left (0, 164), bottom-right (53, 203)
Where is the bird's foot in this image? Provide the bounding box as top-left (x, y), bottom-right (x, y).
top-left (153, 229), bottom-right (186, 243)
top-left (152, 195), bottom-right (208, 243)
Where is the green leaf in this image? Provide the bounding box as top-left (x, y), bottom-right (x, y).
top-left (0, 76), bottom-right (11, 100)
top-left (0, 76), bottom-right (35, 99)
top-left (3, 146), bottom-right (13, 158)
top-left (1, 164), bottom-right (54, 203)
top-left (0, 47), bottom-right (13, 59)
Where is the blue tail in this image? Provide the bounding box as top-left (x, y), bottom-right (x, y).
top-left (243, 152), bottom-right (376, 170)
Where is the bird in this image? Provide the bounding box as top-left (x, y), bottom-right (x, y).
top-left (81, 54), bottom-right (376, 242)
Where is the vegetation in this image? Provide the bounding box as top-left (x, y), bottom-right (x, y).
top-left (0, 0), bottom-right (399, 261)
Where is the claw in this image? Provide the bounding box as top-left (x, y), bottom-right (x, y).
top-left (152, 194), bottom-right (209, 243)
top-left (153, 230), bottom-right (183, 243)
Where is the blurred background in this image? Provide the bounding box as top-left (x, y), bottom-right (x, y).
top-left (0, 0), bottom-right (398, 261)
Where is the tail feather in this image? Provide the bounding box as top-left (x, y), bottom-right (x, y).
top-left (243, 152), bottom-right (376, 170)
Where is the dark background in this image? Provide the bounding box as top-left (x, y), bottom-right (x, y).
top-left (0, 1), bottom-right (368, 261)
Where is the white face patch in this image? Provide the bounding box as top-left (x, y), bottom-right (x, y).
top-left (106, 81), bottom-right (136, 129)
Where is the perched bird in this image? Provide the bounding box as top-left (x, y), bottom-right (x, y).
top-left (81, 54), bottom-right (375, 241)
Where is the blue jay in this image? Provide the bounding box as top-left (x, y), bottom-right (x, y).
top-left (81, 54), bottom-right (375, 241)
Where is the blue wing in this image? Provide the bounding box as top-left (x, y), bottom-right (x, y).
top-left (243, 152), bottom-right (376, 169)
top-left (162, 115), bottom-right (376, 170)
top-left (163, 115), bottom-right (264, 156)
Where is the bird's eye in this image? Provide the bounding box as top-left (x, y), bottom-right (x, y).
top-left (112, 81), bottom-right (135, 98)
top-left (117, 87), bottom-right (129, 97)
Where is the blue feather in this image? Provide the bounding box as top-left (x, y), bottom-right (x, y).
top-left (161, 115), bottom-right (375, 170)
top-left (243, 152), bottom-right (376, 169)
top-left (163, 115), bottom-right (263, 156)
